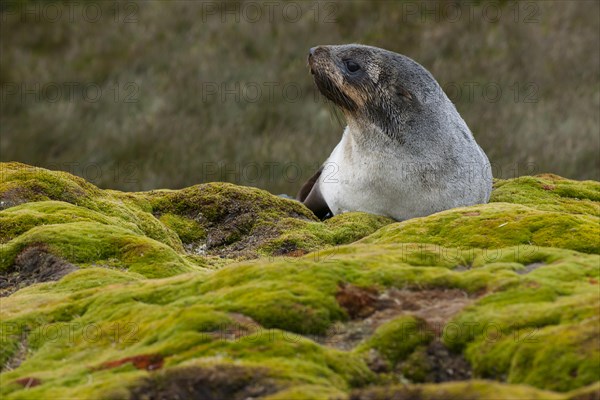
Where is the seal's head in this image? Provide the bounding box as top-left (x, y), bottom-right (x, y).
top-left (308, 44), bottom-right (448, 140)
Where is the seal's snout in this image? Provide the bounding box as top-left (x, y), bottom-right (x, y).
top-left (308, 46), bottom-right (325, 74)
top-left (308, 46), bottom-right (325, 59)
top-left (308, 47), bottom-right (317, 74)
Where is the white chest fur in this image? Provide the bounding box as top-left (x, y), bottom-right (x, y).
top-left (317, 126), bottom-right (491, 221)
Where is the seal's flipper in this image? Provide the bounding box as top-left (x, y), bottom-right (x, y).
top-left (297, 167), bottom-right (332, 219)
top-left (297, 167), bottom-right (322, 202)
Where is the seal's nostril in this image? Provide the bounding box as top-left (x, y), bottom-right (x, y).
top-left (309, 47), bottom-right (316, 56)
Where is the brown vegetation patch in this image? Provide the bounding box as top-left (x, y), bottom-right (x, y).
top-left (335, 283), bottom-right (379, 319)
top-left (205, 313), bottom-right (261, 341)
top-left (206, 223), bottom-right (280, 259)
top-left (228, 312), bottom-right (260, 327)
top-left (0, 244), bottom-right (78, 296)
top-left (333, 286), bottom-right (475, 342)
top-left (284, 249), bottom-right (308, 257)
top-left (98, 354), bottom-right (164, 371)
top-left (329, 287), bottom-right (474, 349)
top-left (128, 364), bottom-right (280, 400)
top-left (326, 286), bottom-right (476, 382)
top-left (14, 377), bottom-right (42, 388)
top-left (270, 241), bottom-right (308, 257)
top-left (387, 288), bottom-right (474, 335)
top-left (201, 215), bottom-right (309, 260)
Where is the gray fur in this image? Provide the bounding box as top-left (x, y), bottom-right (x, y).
top-left (299, 44), bottom-right (492, 221)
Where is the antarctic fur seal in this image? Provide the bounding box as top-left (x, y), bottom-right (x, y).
top-left (297, 44), bottom-right (492, 220)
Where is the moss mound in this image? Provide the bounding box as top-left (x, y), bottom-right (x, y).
top-left (1, 164), bottom-right (599, 399)
top-left (0, 163), bottom-right (392, 276)
top-left (363, 175), bottom-right (600, 254)
top-left (354, 316), bottom-right (433, 367)
top-left (349, 380), bottom-right (567, 400)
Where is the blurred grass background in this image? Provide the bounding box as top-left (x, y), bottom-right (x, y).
top-left (1, 0), bottom-right (598, 194)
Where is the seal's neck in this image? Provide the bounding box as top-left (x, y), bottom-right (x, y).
top-left (345, 117), bottom-right (400, 154)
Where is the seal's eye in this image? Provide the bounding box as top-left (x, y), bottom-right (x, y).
top-left (344, 60), bottom-right (361, 73)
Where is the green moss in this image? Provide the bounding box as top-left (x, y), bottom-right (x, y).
top-left (145, 182), bottom-right (315, 221)
top-left (174, 331), bottom-right (373, 387)
top-left (0, 164), bottom-right (393, 262)
top-left (2, 242), bottom-right (598, 398)
top-left (0, 221), bottom-right (198, 277)
top-left (0, 267), bottom-right (372, 399)
top-left (259, 212), bottom-right (394, 256)
top-left (264, 384), bottom-right (346, 399)
top-left (363, 175), bottom-right (600, 254)
top-left (509, 318), bottom-right (599, 391)
top-left (355, 316), bottom-right (433, 367)
top-left (399, 346), bottom-right (432, 383)
top-left (0, 162), bottom-right (102, 209)
top-left (0, 164), bottom-right (183, 250)
top-left (462, 316), bottom-right (599, 392)
top-left (158, 213), bottom-right (206, 244)
top-left (8, 269), bottom-right (143, 300)
top-left (145, 184), bottom-right (394, 257)
top-left (351, 380), bottom-right (566, 399)
top-left (1, 164), bottom-right (599, 398)
top-left (491, 175), bottom-right (600, 216)
top-left (443, 255), bottom-right (599, 392)
top-left (362, 203), bottom-right (600, 254)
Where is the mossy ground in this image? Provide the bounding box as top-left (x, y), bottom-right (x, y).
top-left (1, 163), bottom-right (599, 399)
